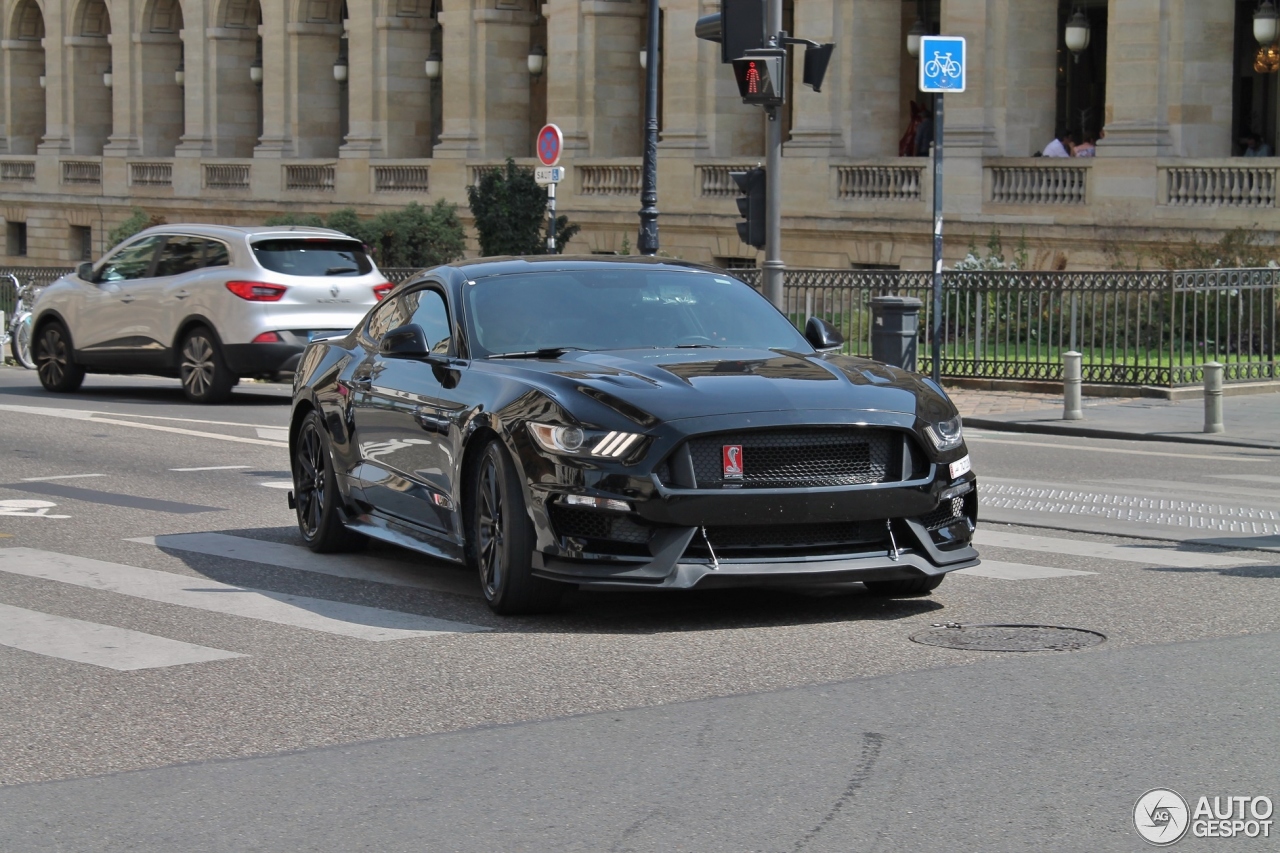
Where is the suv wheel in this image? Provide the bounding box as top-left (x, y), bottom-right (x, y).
top-left (179, 327), bottom-right (235, 404)
top-left (34, 322), bottom-right (86, 392)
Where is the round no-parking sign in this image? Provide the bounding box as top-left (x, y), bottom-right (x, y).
top-left (537, 124), bottom-right (563, 167)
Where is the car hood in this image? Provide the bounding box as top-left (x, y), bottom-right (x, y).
top-left (486, 348), bottom-right (956, 427)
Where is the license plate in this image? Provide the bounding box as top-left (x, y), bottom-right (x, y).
top-left (949, 455), bottom-right (971, 479)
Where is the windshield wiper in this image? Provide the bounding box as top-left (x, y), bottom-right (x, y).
top-left (489, 347), bottom-right (589, 360)
top-left (325, 267), bottom-right (361, 276)
top-left (675, 343), bottom-right (718, 348)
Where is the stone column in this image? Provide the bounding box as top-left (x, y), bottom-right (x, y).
top-left (288, 23), bottom-right (345, 159)
top-left (37, 4), bottom-right (69, 154)
top-left (938, 0), bottom-right (994, 217)
top-left (1101, 0), bottom-right (1171, 157)
top-left (66, 33), bottom-right (113, 156)
top-left (3, 39), bottom-right (46, 154)
top-left (988, 0), bottom-right (1057, 158)
top-left (131, 31), bottom-right (184, 156)
top-left (347, 11), bottom-right (434, 159)
top-left (654, 0), bottom-right (708, 153)
top-left (1163, 0), bottom-right (1234, 157)
top-left (432, 2), bottom-right (481, 158)
top-left (544, 0), bottom-right (591, 154)
top-left (202, 24), bottom-right (259, 158)
top-left (254, 4), bottom-right (294, 158)
top-left (580, 0), bottom-right (645, 157)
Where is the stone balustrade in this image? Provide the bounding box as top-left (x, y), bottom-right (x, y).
top-left (61, 160), bottom-right (102, 187)
top-left (987, 159), bottom-right (1090, 206)
top-left (0, 160), bottom-right (36, 184)
top-left (128, 162), bottom-right (173, 188)
top-left (696, 164), bottom-right (762, 198)
top-left (203, 164), bottom-right (251, 191)
top-left (1159, 162), bottom-right (1278, 208)
top-left (833, 162), bottom-right (926, 202)
top-left (577, 162), bottom-right (643, 196)
top-left (283, 164), bottom-right (336, 193)
top-left (372, 165), bottom-right (431, 194)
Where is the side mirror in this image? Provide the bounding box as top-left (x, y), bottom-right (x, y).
top-left (77, 262), bottom-right (94, 282)
top-left (805, 316), bottom-right (844, 353)
top-left (379, 324), bottom-right (431, 359)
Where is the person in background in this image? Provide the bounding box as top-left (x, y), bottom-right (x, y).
top-left (1241, 133), bottom-right (1273, 157)
top-left (1042, 129), bottom-right (1074, 158)
top-left (914, 107), bottom-right (935, 157)
top-left (899, 101), bottom-right (925, 157)
top-left (1072, 136), bottom-right (1097, 157)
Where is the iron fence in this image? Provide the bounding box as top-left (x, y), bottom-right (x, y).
top-left (736, 267), bottom-right (1280, 386)
top-left (5, 264), bottom-right (1277, 387)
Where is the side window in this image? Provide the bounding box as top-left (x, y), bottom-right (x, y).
top-left (204, 240), bottom-right (230, 267)
top-left (153, 237), bottom-right (205, 277)
top-left (410, 290), bottom-right (452, 354)
top-left (97, 236), bottom-right (164, 282)
top-left (365, 293), bottom-right (414, 342)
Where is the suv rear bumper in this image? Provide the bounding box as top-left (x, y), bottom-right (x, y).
top-left (224, 343), bottom-right (303, 376)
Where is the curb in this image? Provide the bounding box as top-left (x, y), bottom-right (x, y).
top-left (962, 416), bottom-right (1280, 451)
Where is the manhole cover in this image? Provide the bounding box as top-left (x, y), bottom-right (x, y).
top-left (910, 623), bottom-right (1106, 652)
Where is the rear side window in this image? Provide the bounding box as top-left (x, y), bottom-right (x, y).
top-left (251, 239), bottom-right (372, 277)
top-left (154, 236), bottom-right (205, 277)
top-left (204, 240), bottom-right (230, 267)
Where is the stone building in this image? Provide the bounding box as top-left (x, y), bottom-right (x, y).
top-left (0, 0), bottom-right (1277, 270)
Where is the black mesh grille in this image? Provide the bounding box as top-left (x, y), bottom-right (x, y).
top-left (549, 504), bottom-right (652, 544)
top-left (678, 428), bottom-right (898, 489)
top-left (919, 497), bottom-right (966, 530)
top-left (702, 520), bottom-right (887, 551)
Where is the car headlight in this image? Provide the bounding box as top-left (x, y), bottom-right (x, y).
top-left (528, 423), bottom-right (645, 459)
top-left (924, 414), bottom-right (964, 452)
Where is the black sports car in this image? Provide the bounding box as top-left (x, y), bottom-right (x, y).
top-left (289, 257), bottom-right (979, 613)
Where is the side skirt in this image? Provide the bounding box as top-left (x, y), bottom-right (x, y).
top-left (343, 510), bottom-right (467, 566)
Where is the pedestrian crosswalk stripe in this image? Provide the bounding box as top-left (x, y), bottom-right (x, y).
top-left (0, 548), bottom-right (489, 640)
top-left (955, 561), bottom-right (1097, 581)
top-left (974, 530), bottom-right (1256, 568)
top-left (0, 602), bottom-right (244, 671)
top-left (128, 532), bottom-right (481, 598)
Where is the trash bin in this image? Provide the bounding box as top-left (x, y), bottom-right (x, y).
top-left (870, 296), bottom-right (923, 372)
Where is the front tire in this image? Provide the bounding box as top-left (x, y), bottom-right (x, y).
top-left (469, 440), bottom-right (564, 615)
top-left (293, 410), bottom-right (365, 553)
top-left (11, 314), bottom-right (35, 369)
top-left (34, 322), bottom-right (86, 392)
top-left (179, 326), bottom-right (235, 404)
top-left (863, 575), bottom-right (945, 596)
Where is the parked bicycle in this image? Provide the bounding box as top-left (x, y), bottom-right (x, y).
top-left (3, 274), bottom-right (42, 369)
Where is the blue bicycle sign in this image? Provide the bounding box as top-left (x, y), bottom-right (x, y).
top-left (919, 36), bottom-right (967, 93)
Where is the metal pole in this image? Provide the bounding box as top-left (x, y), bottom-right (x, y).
top-left (546, 181), bottom-right (557, 254)
top-left (1063, 350), bottom-right (1083, 420)
top-left (930, 92), bottom-right (944, 385)
top-left (763, 0), bottom-right (785, 310)
top-left (637, 0), bottom-right (661, 255)
top-left (1203, 361), bottom-right (1224, 433)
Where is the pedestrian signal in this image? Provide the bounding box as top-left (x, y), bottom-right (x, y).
top-left (731, 50), bottom-right (784, 106)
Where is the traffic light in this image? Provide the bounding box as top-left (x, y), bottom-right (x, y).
top-left (802, 43), bottom-right (835, 92)
top-left (731, 167), bottom-right (766, 249)
top-left (731, 49), bottom-right (784, 106)
top-left (694, 0), bottom-right (766, 64)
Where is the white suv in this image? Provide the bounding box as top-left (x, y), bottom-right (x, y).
top-left (30, 225), bottom-right (393, 403)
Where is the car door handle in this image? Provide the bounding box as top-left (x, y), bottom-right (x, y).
top-left (415, 410), bottom-right (449, 433)
top-left (119, 295), bottom-right (135, 304)
top-left (174, 290), bottom-right (191, 300)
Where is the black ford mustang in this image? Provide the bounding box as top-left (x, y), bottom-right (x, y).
top-left (289, 257), bottom-right (979, 613)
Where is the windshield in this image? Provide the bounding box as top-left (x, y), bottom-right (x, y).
top-left (251, 239), bottom-right (373, 277)
top-left (466, 269), bottom-right (810, 356)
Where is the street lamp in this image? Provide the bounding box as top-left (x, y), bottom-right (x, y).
top-left (333, 38), bottom-right (349, 83)
top-left (639, 44), bottom-right (659, 70)
top-left (1256, 1), bottom-right (1280, 45)
top-left (1065, 7), bottom-right (1091, 62)
top-left (637, 0), bottom-right (660, 255)
top-left (906, 18), bottom-right (927, 58)
top-left (174, 61), bottom-right (185, 87)
top-left (424, 49), bottom-right (441, 80)
top-left (38, 70), bottom-right (46, 89)
top-left (249, 55), bottom-right (263, 85)
top-left (527, 45), bottom-right (546, 77)
top-left (102, 65), bottom-right (113, 88)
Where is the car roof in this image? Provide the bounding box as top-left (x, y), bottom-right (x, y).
top-left (129, 224), bottom-right (358, 242)
top-left (440, 255), bottom-right (736, 280)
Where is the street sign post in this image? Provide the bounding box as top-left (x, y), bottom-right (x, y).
top-left (534, 166), bottom-right (566, 186)
top-left (536, 124), bottom-right (563, 253)
top-left (918, 36), bottom-right (966, 385)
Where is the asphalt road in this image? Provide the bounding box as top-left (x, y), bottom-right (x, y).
top-left (0, 367), bottom-right (1276, 852)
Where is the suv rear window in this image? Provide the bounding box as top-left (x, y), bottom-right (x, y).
top-left (251, 239), bottom-right (373, 277)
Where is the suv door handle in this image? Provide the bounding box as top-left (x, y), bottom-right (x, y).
top-left (119, 294), bottom-right (135, 304)
top-left (174, 290), bottom-right (191, 300)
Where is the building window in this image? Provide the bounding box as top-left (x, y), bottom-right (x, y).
top-left (71, 225), bottom-right (93, 261)
top-left (6, 221), bottom-right (27, 257)
top-left (1056, 0), bottom-right (1108, 148)
top-left (715, 256), bottom-right (757, 270)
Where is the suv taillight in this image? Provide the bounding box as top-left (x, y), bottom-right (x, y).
top-left (373, 282), bottom-right (394, 301)
top-left (226, 281), bottom-right (287, 302)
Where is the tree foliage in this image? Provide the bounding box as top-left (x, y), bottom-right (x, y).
top-left (263, 201), bottom-right (466, 269)
top-left (465, 158), bottom-right (580, 256)
top-left (108, 207), bottom-right (167, 248)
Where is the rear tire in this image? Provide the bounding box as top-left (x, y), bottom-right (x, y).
top-left (10, 314), bottom-right (35, 369)
top-left (469, 440), bottom-right (564, 615)
top-left (293, 410), bottom-right (366, 553)
top-left (179, 326), bottom-right (235, 404)
top-left (34, 321), bottom-right (86, 392)
top-left (863, 575), bottom-right (945, 596)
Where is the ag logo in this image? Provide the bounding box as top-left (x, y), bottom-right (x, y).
top-left (1134, 789), bottom-right (1190, 846)
top-left (722, 444), bottom-right (743, 480)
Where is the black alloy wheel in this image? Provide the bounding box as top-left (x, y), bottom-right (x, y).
top-left (34, 322), bottom-right (86, 392)
top-left (293, 410), bottom-right (365, 553)
top-left (863, 575), bottom-right (945, 596)
top-left (470, 440), bottom-right (564, 614)
top-left (179, 326), bottom-right (235, 404)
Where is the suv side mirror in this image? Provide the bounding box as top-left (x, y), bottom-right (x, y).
top-left (379, 324), bottom-right (435, 360)
top-left (77, 262), bottom-right (95, 282)
top-left (805, 317), bottom-right (845, 353)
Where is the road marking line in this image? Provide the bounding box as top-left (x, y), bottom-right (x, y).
top-left (88, 413), bottom-right (286, 429)
top-left (955, 561), bottom-right (1096, 580)
top-left (975, 530), bottom-right (1257, 568)
top-left (129, 532), bottom-right (482, 598)
top-left (255, 427), bottom-right (290, 441)
top-left (260, 480), bottom-right (294, 489)
top-left (0, 602), bottom-right (244, 671)
top-left (964, 434), bottom-right (1259, 462)
top-left (0, 548), bottom-right (489, 639)
top-left (170, 466), bottom-right (252, 472)
top-left (1207, 474), bottom-right (1280, 485)
top-left (20, 474), bottom-right (104, 482)
top-left (0, 404), bottom-right (287, 448)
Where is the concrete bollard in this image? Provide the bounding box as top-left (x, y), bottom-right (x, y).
top-left (1063, 351), bottom-right (1083, 420)
top-left (1203, 362), bottom-right (1224, 434)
